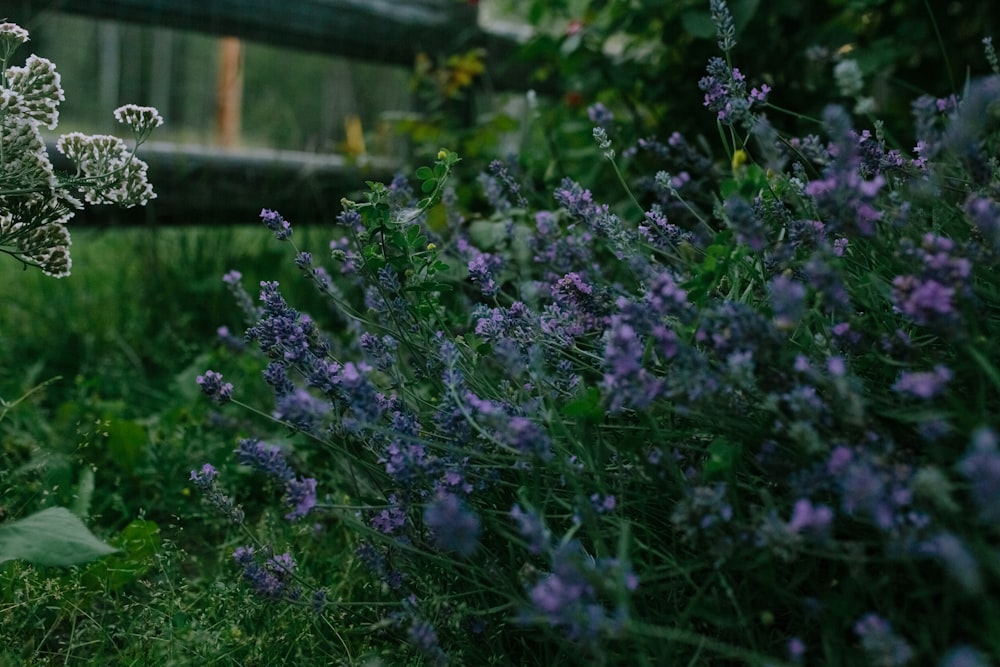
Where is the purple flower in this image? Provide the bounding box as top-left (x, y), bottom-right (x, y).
top-left (284, 476), bottom-right (317, 521)
top-left (189, 463), bottom-right (218, 490)
top-left (294, 251), bottom-right (312, 268)
top-left (234, 438), bottom-right (317, 521)
top-left (893, 365), bottom-right (952, 399)
top-left (467, 252), bottom-right (503, 297)
top-left (233, 546), bottom-right (298, 600)
top-left (196, 370), bottom-right (233, 404)
top-left (840, 461), bottom-right (889, 525)
top-left (803, 106), bottom-right (886, 236)
top-left (601, 316), bottom-right (662, 412)
top-left (246, 283), bottom-right (320, 362)
top-left (235, 438), bottom-right (295, 482)
top-left (957, 428), bottom-right (1000, 524)
top-left (587, 102), bottom-right (614, 128)
top-left (724, 195), bottom-right (769, 251)
top-left (262, 361), bottom-right (295, 397)
top-left (483, 158), bottom-right (527, 210)
top-left (638, 204), bottom-right (693, 249)
top-left (273, 388), bottom-right (328, 432)
top-left (372, 495), bottom-right (408, 535)
top-left (260, 208), bottom-right (292, 240)
top-left (788, 637), bottom-right (806, 662)
top-left (407, 618), bottom-right (448, 666)
top-left (510, 504), bottom-right (551, 555)
top-left (698, 57), bottom-right (767, 127)
top-left (854, 613), bottom-right (914, 666)
top-left (769, 274), bottom-right (807, 329)
top-left (359, 332), bottom-right (399, 371)
top-left (787, 498), bottom-right (834, 534)
top-left (590, 493), bottom-right (616, 513)
top-left (892, 276), bottom-right (956, 327)
top-left (424, 492), bottom-right (480, 558)
top-left (966, 195), bottom-right (1000, 249)
top-left (189, 464), bottom-right (245, 523)
top-left (519, 541), bottom-right (636, 645)
top-left (502, 416), bottom-right (553, 460)
top-left (916, 532), bottom-right (982, 595)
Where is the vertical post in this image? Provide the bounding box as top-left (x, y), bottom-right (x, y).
top-left (215, 37), bottom-right (243, 148)
top-left (98, 22), bottom-right (120, 127)
top-left (150, 28), bottom-right (173, 124)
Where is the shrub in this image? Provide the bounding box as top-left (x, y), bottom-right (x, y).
top-left (192, 2), bottom-right (1000, 664)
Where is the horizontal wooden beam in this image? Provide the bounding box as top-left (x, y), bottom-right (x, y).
top-left (19, 0), bottom-right (526, 84)
top-left (51, 142), bottom-right (399, 226)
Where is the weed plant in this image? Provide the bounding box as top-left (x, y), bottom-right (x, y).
top-left (187, 3), bottom-right (1000, 666)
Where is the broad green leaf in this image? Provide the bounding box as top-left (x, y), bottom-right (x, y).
top-left (0, 507), bottom-right (118, 566)
top-left (415, 166), bottom-right (434, 180)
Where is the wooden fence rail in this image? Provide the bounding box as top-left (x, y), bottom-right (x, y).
top-left (48, 141), bottom-right (398, 226)
top-left (17, 0), bottom-right (525, 86)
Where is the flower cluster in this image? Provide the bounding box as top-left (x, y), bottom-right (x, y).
top-left (0, 22), bottom-right (160, 277)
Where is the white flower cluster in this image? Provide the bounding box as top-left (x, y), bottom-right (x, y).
top-left (0, 21), bottom-right (161, 277)
top-left (56, 132), bottom-right (156, 207)
top-left (114, 104), bottom-right (164, 142)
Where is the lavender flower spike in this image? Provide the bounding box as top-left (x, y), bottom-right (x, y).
top-left (196, 370), bottom-right (233, 404)
top-left (260, 208), bottom-right (292, 240)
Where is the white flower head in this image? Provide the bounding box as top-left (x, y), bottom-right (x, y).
top-left (6, 55), bottom-right (64, 129)
top-left (114, 104), bottom-right (164, 142)
top-left (0, 86), bottom-right (23, 113)
top-left (0, 22), bottom-right (29, 62)
top-left (833, 58), bottom-right (864, 98)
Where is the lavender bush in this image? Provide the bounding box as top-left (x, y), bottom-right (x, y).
top-left (192, 3), bottom-right (1000, 664)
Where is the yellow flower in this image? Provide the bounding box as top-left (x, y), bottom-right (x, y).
top-left (731, 149), bottom-right (748, 170)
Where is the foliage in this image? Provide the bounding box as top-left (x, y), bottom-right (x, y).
top-left (498, 0), bottom-right (999, 143)
top-left (186, 3), bottom-right (1000, 665)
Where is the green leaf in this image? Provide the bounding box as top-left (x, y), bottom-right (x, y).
top-left (421, 178), bottom-right (438, 194)
top-left (703, 438), bottom-right (742, 480)
top-left (0, 507), bottom-right (119, 566)
top-left (389, 231), bottom-right (409, 250)
top-left (415, 166), bottom-right (434, 180)
top-left (562, 387), bottom-right (605, 423)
